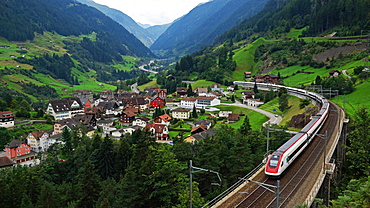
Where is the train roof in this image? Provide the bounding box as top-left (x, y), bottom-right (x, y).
top-left (272, 131), bottom-right (306, 156)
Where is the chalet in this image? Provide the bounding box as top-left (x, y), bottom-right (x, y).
top-left (46, 97), bottom-right (83, 120)
top-left (185, 129), bottom-right (217, 143)
top-left (180, 97), bottom-right (197, 108)
top-left (219, 111), bottom-right (232, 118)
top-left (242, 91), bottom-right (255, 99)
top-left (73, 114), bottom-right (97, 127)
top-left (196, 96), bottom-right (220, 108)
top-left (120, 110), bottom-right (137, 125)
top-left (4, 139), bottom-right (34, 163)
top-left (26, 131), bottom-right (50, 152)
top-left (245, 98), bottom-right (264, 107)
top-left (126, 96), bottom-right (148, 111)
top-left (100, 90), bottom-right (115, 100)
top-left (264, 74), bottom-right (279, 84)
top-left (102, 125), bottom-right (117, 135)
top-left (146, 123), bottom-right (169, 141)
top-left (227, 85), bottom-right (235, 92)
top-left (53, 118), bottom-right (80, 135)
top-left (96, 119), bottom-right (114, 128)
top-left (154, 89), bottom-right (168, 98)
top-left (329, 70), bottom-right (341, 77)
top-left (171, 107), bottom-right (191, 119)
top-left (132, 117), bottom-right (151, 128)
top-left (195, 120), bottom-right (212, 129)
top-left (244, 71), bottom-right (252, 78)
top-left (71, 90), bottom-right (93, 101)
top-left (154, 114), bottom-right (172, 126)
top-left (176, 87), bottom-right (187, 96)
top-left (0, 111), bottom-right (15, 128)
top-left (193, 87), bottom-right (208, 96)
top-left (254, 75), bottom-right (265, 83)
top-left (190, 124), bottom-right (208, 134)
top-left (150, 96), bottom-right (166, 108)
top-left (210, 84), bottom-right (224, 92)
top-left (97, 101), bottom-right (120, 115)
top-left (228, 113), bottom-right (240, 122)
top-left (111, 125), bottom-right (142, 138)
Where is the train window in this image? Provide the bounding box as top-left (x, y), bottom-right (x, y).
top-left (269, 155), bottom-right (280, 168)
top-left (281, 161), bottom-right (284, 167)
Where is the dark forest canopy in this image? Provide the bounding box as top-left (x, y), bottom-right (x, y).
top-left (0, 0), bottom-right (154, 58)
top-left (215, 0), bottom-right (370, 44)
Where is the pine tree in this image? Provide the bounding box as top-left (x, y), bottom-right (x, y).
top-left (192, 105), bottom-right (198, 118)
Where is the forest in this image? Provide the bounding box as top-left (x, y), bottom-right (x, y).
top-left (0, 117), bottom-right (290, 208)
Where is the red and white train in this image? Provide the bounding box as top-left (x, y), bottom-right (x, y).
top-left (233, 82), bottom-right (330, 178)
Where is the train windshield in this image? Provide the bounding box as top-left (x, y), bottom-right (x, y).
top-left (269, 155), bottom-right (280, 168)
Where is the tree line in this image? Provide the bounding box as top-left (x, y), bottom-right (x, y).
top-left (0, 117), bottom-right (292, 208)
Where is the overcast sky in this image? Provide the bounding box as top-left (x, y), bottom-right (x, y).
top-left (93, 0), bottom-right (211, 26)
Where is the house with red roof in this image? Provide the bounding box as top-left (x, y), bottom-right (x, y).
top-left (154, 114), bottom-right (172, 126)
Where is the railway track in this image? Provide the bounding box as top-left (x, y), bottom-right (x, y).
top-left (227, 103), bottom-right (340, 208)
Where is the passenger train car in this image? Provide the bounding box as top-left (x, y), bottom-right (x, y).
top-left (234, 82), bottom-right (329, 178)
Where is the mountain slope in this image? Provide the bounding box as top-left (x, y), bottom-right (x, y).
top-left (150, 0), bottom-right (268, 57)
top-left (77, 0), bottom-right (156, 47)
top-left (0, 0), bottom-right (154, 57)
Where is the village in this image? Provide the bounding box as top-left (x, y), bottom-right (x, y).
top-left (0, 69), bottom-right (345, 168)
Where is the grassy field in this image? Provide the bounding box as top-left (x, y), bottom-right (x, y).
top-left (331, 81), bottom-right (370, 117)
top-left (214, 105), bottom-right (268, 130)
top-left (232, 38), bottom-right (271, 80)
top-left (258, 95), bottom-right (315, 126)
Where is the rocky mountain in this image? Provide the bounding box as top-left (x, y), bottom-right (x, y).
top-left (150, 0), bottom-right (269, 57)
top-left (77, 0), bottom-right (157, 47)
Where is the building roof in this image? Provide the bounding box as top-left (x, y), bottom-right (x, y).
top-left (97, 101), bottom-right (119, 110)
top-left (181, 97), bottom-right (197, 102)
top-left (49, 99), bottom-right (71, 112)
top-left (136, 117), bottom-right (151, 122)
top-left (190, 123), bottom-right (208, 133)
top-left (146, 123), bottom-right (167, 133)
top-left (228, 113), bottom-right (240, 121)
top-left (195, 120), bottom-right (212, 126)
top-left (5, 139), bottom-right (26, 148)
top-left (159, 114), bottom-right (172, 122)
top-left (192, 129), bottom-right (217, 141)
top-left (194, 87), bottom-right (208, 93)
top-left (0, 156), bottom-right (14, 167)
top-left (172, 107), bottom-right (191, 112)
top-left (196, 96), bottom-right (216, 101)
top-left (30, 131), bottom-right (47, 139)
top-left (128, 97), bottom-right (147, 105)
top-left (123, 110), bottom-right (136, 117)
top-left (0, 111), bottom-right (14, 118)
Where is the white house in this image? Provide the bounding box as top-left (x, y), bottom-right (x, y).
top-left (46, 97), bottom-right (83, 120)
top-left (180, 97), bottom-right (197, 109)
top-left (132, 117), bottom-right (151, 128)
top-left (245, 98), bottom-right (264, 107)
top-left (171, 107), bottom-right (191, 119)
top-left (195, 96), bottom-right (220, 108)
top-left (0, 111), bottom-right (15, 128)
top-left (219, 111), bottom-right (232, 118)
top-left (111, 125), bottom-right (142, 138)
top-left (210, 84), bottom-right (224, 92)
top-left (26, 131), bottom-right (50, 152)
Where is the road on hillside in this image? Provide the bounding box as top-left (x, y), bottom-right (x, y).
top-left (138, 60), bottom-right (158, 74)
top-left (222, 100), bottom-right (282, 126)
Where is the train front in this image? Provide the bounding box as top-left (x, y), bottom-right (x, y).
top-left (265, 153), bottom-right (282, 179)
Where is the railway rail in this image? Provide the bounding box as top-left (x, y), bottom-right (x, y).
top-left (207, 82), bottom-right (343, 207)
